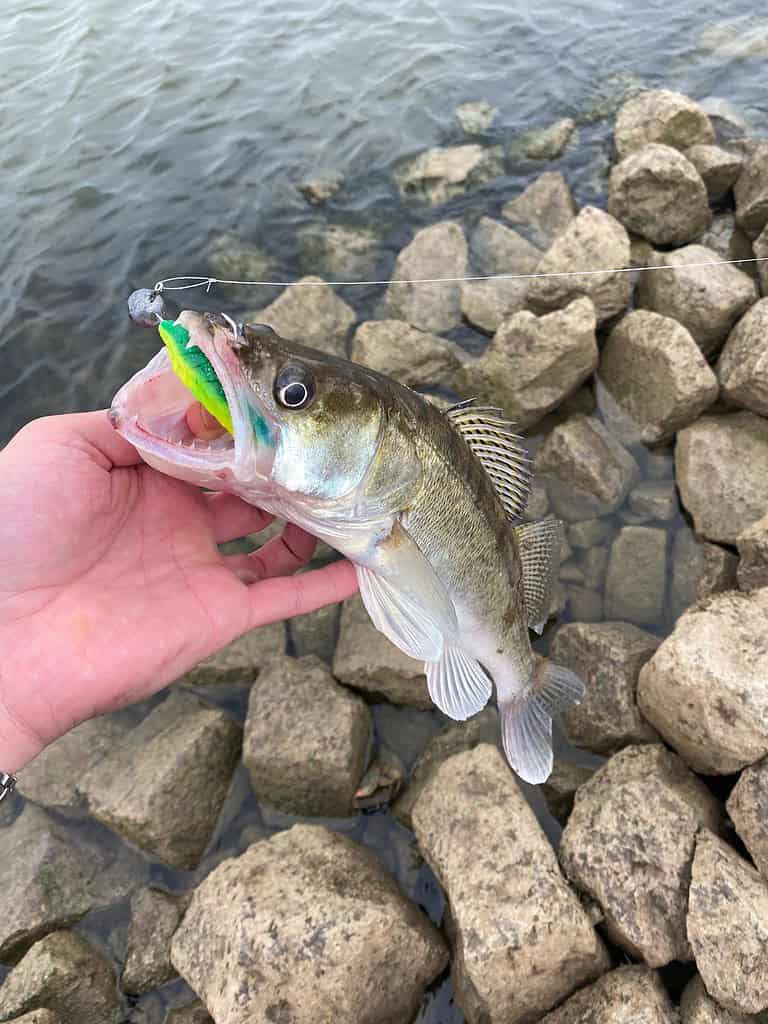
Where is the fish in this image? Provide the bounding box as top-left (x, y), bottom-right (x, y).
top-left (110, 309), bottom-right (584, 783)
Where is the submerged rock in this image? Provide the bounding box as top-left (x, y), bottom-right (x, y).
top-left (247, 277), bottom-right (356, 358)
top-left (637, 588), bottom-right (768, 774)
top-left (685, 143), bottom-right (743, 199)
top-left (628, 480), bottom-right (678, 521)
top-left (297, 175), bottom-right (341, 204)
top-left (540, 759), bottom-right (597, 827)
top-left (669, 527), bottom-right (738, 619)
top-left (614, 89), bottom-right (715, 158)
top-left (513, 118), bottom-right (576, 160)
top-left (726, 757), bottom-right (768, 881)
top-left (298, 222), bottom-right (380, 280)
top-left (394, 144), bottom-right (504, 205)
top-left (735, 141), bottom-right (768, 239)
top-left (412, 744), bottom-right (608, 1024)
top-left (350, 320), bottom-right (463, 390)
top-left (122, 887), bottom-right (186, 995)
top-left (604, 526), bottom-right (668, 627)
top-left (386, 221), bottom-right (468, 333)
top-left (207, 232), bottom-right (271, 283)
top-left (455, 100), bottom-right (498, 134)
top-left (717, 298), bottom-right (768, 416)
top-left (736, 513), bottom-right (768, 591)
top-left (181, 621), bottom-right (286, 684)
top-left (539, 966), bottom-right (678, 1024)
top-left (679, 974), bottom-right (760, 1024)
top-left (289, 601), bottom-right (341, 663)
top-left (559, 744), bottom-right (722, 966)
top-left (170, 824), bottom-right (447, 1024)
top-left (502, 171), bottom-right (577, 250)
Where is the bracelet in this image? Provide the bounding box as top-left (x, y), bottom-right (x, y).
top-left (0, 772), bottom-right (17, 803)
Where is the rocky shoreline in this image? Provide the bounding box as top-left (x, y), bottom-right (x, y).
top-left (2, 88), bottom-right (768, 1024)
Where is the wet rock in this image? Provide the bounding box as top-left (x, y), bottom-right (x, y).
top-left (636, 245), bottom-right (758, 357)
top-left (456, 297), bottom-right (598, 431)
top-left (81, 691), bottom-right (241, 869)
top-left (394, 144), bottom-right (504, 205)
top-left (502, 171), bottom-right (578, 251)
top-left (735, 141), bottom-right (768, 239)
top-left (614, 89), bottom-right (715, 158)
top-left (637, 588), bottom-right (768, 774)
top-left (353, 747), bottom-right (405, 812)
top-left (461, 278), bottom-right (528, 333)
top-left (0, 931), bottom-right (118, 1024)
top-left (333, 594), bottom-right (431, 708)
top-left (171, 824), bottom-right (447, 1024)
top-left (685, 144), bottom-right (743, 199)
top-left (247, 277), bottom-right (356, 358)
top-left (737, 513), bottom-right (768, 591)
top-left (181, 622), bottom-right (286, 685)
top-left (539, 966), bottom-right (678, 1024)
top-left (688, 829), bottom-right (768, 1015)
top-left (679, 974), bottom-right (760, 1024)
top-left (727, 757), bottom-right (768, 880)
top-left (629, 480), bottom-right (678, 521)
top-left (670, 527), bottom-right (738, 619)
top-left (717, 298), bottom-right (768, 416)
top-left (559, 744), bottom-right (722, 966)
top-left (568, 517), bottom-right (614, 549)
top-left (122, 887), bottom-right (186, 995)
top-left (755, 223), bottom-right (768, 295)
top-left (385, 221), bottom-right (468, 333)
top-left (297, 175), bottom-right (341, 204)
top-left (165, 1004), bottom-right (213, 1024)
top-left (609, 144), bottom-right (711, 246)
top-left (535, 414), bottom-right (641, 521)
top-left (412, 744), bottom-right (608, 1023)
top-left (597, 310), bottom-right (719, 444)
top-left (675, 412), bottom-right (768, 544)
top-left (298, 223), bottom-right (380, 280)
top-left (514, 118), bottom-right (576, 160)
top-left (540, 759), bottom-right (597, 827)
top-left (455, 101), bottom-right (498, 134)
top-left (524, 479), bottom-right (550, 522)
top-left (551, 622), bottom-right (660, 754)
top-left (350, 320), bottom-right (463, 390)
top-left (289, 601), bottom-right (340, 663)
top-left (243, 654), bottom-right (370, 817)
top-left (565, 586), bottom-right (603, 623)
top-left (578, 546), bottom-right (610, 589)
top-left (527, 207), bottom-right (632, 324)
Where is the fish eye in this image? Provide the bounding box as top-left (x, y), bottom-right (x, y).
top-left (274, 364), bottom-right (315, 409)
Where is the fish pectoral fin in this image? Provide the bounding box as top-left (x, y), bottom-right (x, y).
top-left (426, 645), bottom-right (492, 721)
top-left (499, 660), bottom-right (585, 784)
top-left (514, 515), bottom-right (564, 632)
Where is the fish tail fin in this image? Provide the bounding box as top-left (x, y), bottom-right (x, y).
top-left (499, 660), bottom-right (585, 784)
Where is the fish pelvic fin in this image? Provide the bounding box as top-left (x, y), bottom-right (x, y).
top-left (426, 644), bottom-right (492, 721)
top-left (499, 660), bottom-right (585, 784)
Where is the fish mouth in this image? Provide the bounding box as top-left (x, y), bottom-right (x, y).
top-left (110, 310), bottom-right (274, 488)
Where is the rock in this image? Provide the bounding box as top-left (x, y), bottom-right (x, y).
top-left (685, 144), bottom-right (743, 199)
top-left (289, 602), bottom-right (340, 663)
top-left (298, 223), bottom-right (380, 280)
top-left (688, 830), bottom-right (768, 1015)
top-left (469, 216), bottom-right (542, 275)
top-left (165, 1004), bottom-right (213, 1024)
top-left (699, 212), bottom-right (756, 266)
top-left (559, 744), bottom-right (722, 966)
top-left (670, 527), bottom-right (738, 619)
top-left (461, 278), bottom-right (528, 333)
top-left (539, 966), bottom-right (679, 1024)
top-left (717, 298), bottom-right (768, 415)
top-left (540, 759), bottom-right (597, 827)
top-left (179, 622), bottom-right (286, 685)
top-left (636, 245), bottom-right (758, 357)
top-left (412, 744), bottom-right (608, 1023)
top-left (350, 320), bottom-right (462, 390)
top-left (455, 101), bottom-right (498, 134)
top-left (699, 96), bottom-right (752, 138)
top-left (535, 414), bottom-right (641, 521)
top-left (565, 586), bottom-right (604, 622)
top-left (527, 207), bottom-right (632, 323)
top-left (394, 144), bottom-right (504, 205)
top-left (608, 144), bottom-right (711, 246)
top-left (524, 479), bottom-right (550, 522)
top-left (242, 654), bottom-right (370, 817)
top-left (737, 513), bottom-right (768, 591)
top-left (514, 118), bottom-right (577, 160)
top-left (735, 142), bottom-right (768, 239)
top-left (551, 622), bottom-right (660, 754)
top-left (568, 518), bottom-right (614, 549)
top-left (246, 277), bottom-right (356, 358)
top-left (675, 412), bottom-right (768, 544)
top-left (352, 747), bottom-right (405, 812)
top-left (578, 545), bottom-right (610, 588)
top-left (297, 175), bottom-right (341, 204)
top-left (614, 89), bottom-right (715, 158)
top-left (333, 594), bottom-right (430, 707)
top-left (698, 19), bottom-right (768, 61)
top-left (756, 223), bottom-right (768, 295)
top-left (597, 310), bottom-right (719, 444)
top-left (727, 758), bottom-right (768, 881)
top-left (0, 931), bottom-right (118, 1024)
top-left (171, 824), bottom-right (447, 1024)
top-left (456, 297), bottom-right (598, 431)
top-left (502, 171), bottom-right (577, 250)
top-left (207, 232), bottom-right (271, 282)
top-left (81, 691), bottom-right (242, 869)
top-left (680, 974), bottom-right (760, 1024)
top-left (385, 221), bottom-right (468, 333)
top-left (3, 1013), bottom-right (63, 1024)
top-left (628, 481), bottom-right (679, 521)
top-left (122, 887), bottom-right (186, 995)
top-left (637, 588), bottom-right (768, 774)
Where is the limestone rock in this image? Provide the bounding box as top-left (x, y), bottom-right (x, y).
top-left (685, 144), bottom-right (743, 199)
top-left (597, 310), bottom-right (718, 444)
top-left (614, 89), bottom-right (715, 158)
top-left (636, 245), bottom-right (758, 357)
top-left (717, 298), bottom-right (768, 415)
top-left (171, 824), bottom-right (447, 1024)
top-left (680, 974), bottom-right (760, 1024)
top-left (629, 481), bottom-right (679, 521)
top-left (385, 221), bottom-right (468, 333)
top-left (539, 966), bottom-right (678, 1024)
top-left (122, 887), bottom-right (186, 995)
top-left (551, 622), bottom-right (660, 754)
top-left (243, 654), bottom-right (370, 817)
top-left (0, 931), bottom-right (118, 1024)
top-left (688, 830), bottom-right (768, 1015)
top-left (81, 691), bottom-right (242, 869)
top-left (288, 601), bottom-right (340, 663)
top-left (502, 171), bottom-right (577, 250)
top-left (298, 223), bottom-right (380, 281)
top-left (461, 277), bottom-right (528, 333)
top-left (470, 215), bottom-right (542, 275)
top-left (456, 298), bottom-right (598, 431)
top-left (737, 513), bottom-right (768, 591)
top-left (559, 744), bottom-right (722, 966)
top-left (180, 621), bottom-right (286, 685)
top-left (727, 757), bottom-right (768, 880)
top-left (609, 144), bottom-right (712, 246)
top-left (395, 144), bottom-right (504, 205)
top-left (455, 101), bottom-right (498, 134)
top-left (527, 207), bottom-right (632, 323)
top-left (675, 412), bottom-right (768, 544)
top-left (514, 118), bottom-right (576, 160)
top-left (735, 141), bottom-right (768, 239)
top-left (412, 744), bottom-right (608, 1023)
top-left (535, 414), bottom-right (641, 521)
top-left (604, 526), bottom-right (668, 627)
top-left (670, 527), bottom-right (738, 619)
top-left (637, 588), bottom-right (768, 774)
top-left (540, 759), bottom-right (598, 827)
top-left (350, 320), bottom-right (462, 390)
top-left (246, 277), bottom-right (356, 358)
top-left (333, 594), bottom-right (430, 708)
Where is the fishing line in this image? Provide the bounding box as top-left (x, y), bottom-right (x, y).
top-left (154, 256), bottom-right (768, 294)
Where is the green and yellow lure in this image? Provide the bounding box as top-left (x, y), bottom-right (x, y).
top-left (158, 319), bottom-right (233, 434)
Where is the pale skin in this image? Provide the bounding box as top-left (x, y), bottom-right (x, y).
top-left (0, 404), bottom-right (358, 774)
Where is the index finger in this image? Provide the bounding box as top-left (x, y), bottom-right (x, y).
top-left (245, 558), bottom-right (358, 628)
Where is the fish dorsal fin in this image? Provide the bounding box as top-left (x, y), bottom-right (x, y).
top-left (446, 400), bottom-right (532, 523)
top-left (513, 515), bottom-right (564, 633)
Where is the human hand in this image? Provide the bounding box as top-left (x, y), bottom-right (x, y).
top-left (0, 410), bottom-right (358, 773)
